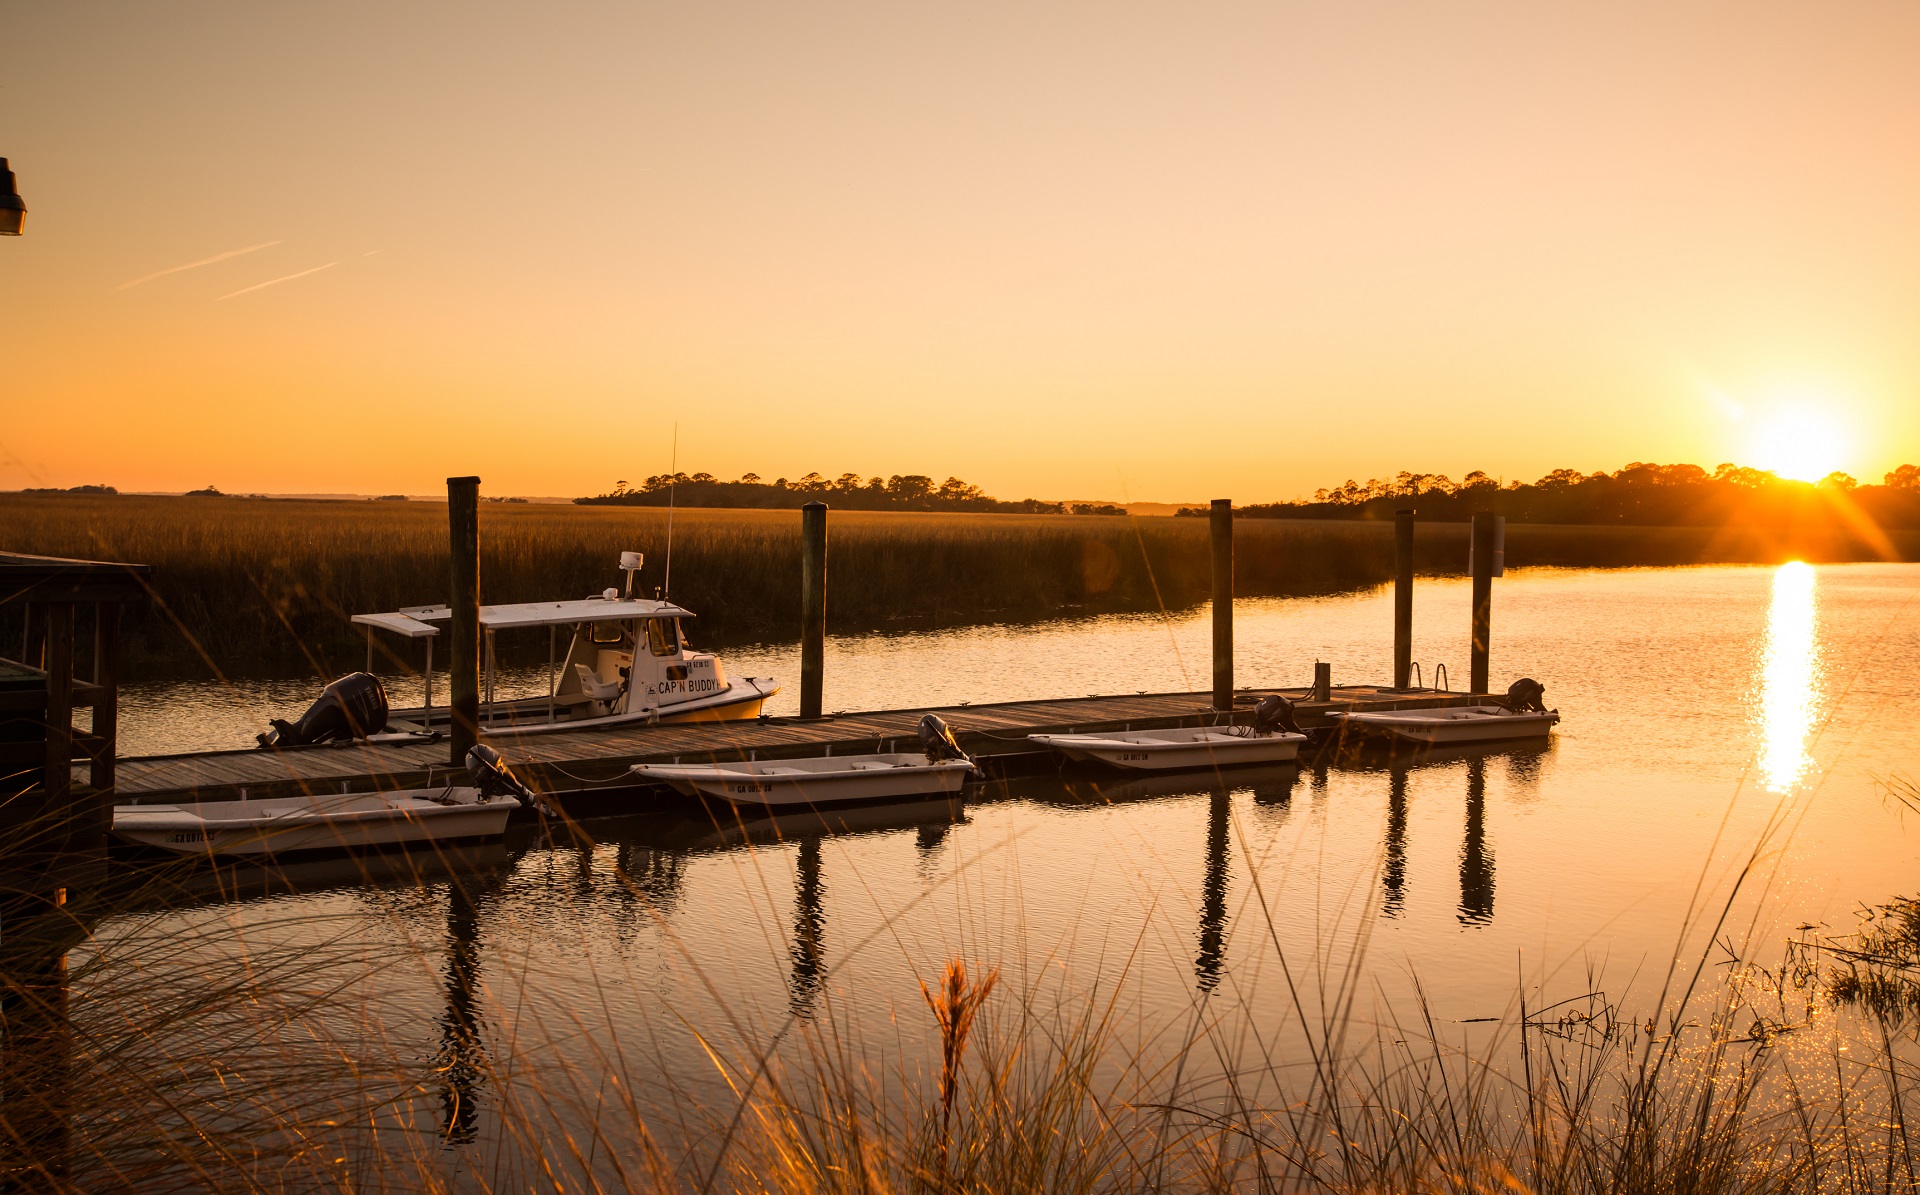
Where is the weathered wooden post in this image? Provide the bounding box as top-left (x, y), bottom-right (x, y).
top-left (800, 502), bottom-right (828, 719)
top-left (447, 476), bottom-right (481, 766)
top-left (1394, 509), bottom-right (1415, 688)
top-left (90, 604), bottom-right (119, 797)
top-left (1210, 499), bottom-right (1232, 711)
top-left (1469, 512), bottom-right (1497, 695)
top-left (1312, 661), bottom-right (1332, 702)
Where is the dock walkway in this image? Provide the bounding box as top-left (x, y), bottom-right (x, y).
top-left (113, 685), bottom-right (1473, 806)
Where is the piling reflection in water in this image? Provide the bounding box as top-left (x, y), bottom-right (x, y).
top-left (1759, 561), bottom-right (1821, 793)
top-left (0, 899), bottom-right (76, 1186)
top-left (788, 838), bottom-right (826, 1017)
top-left (1458, 758), bottom-right (1494, 925)
top-left (436, 875), bottom-right (488, 1145)
top-left (1194, 789), bottom-right (1230, 993)
top-left (1381, 767), bottom-right (1409, 919)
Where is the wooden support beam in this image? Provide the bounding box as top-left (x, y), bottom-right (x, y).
top-left (1394, 509), bottom-right (1415, 689)
top-left (1210, 498), bottom-right (1232, 711)
top-left (1469, 513), bottom-right (1497, 695)
top-left (447, 476), bottom-right (482, 767)
top-left (90, 604), bottom-right (118, 796)
top-left (40, 603), bottom-right (72, 815)
top-left (799, 502), bottom-right (828, 719)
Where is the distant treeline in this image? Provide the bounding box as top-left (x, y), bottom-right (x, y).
top-left (1180, 462), bottom-right (1920, 529)
top-left (577, 472), bottom-right (1126, 516)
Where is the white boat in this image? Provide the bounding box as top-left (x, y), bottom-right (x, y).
top-left (631, 714), bottom-right (979, 808)
top-left (112, 787), bottom-right (512, 858)
top-left (1028, 726), bottom-right (1308, 771)
top-left (1328, 705), bottom-right (1559, 745)
top-left (262, 551), bottom-right (777, 747)
top-left (1030, 694), bottom-right (1312, 772)
top-left (632, 755), bottom-right (976, 808)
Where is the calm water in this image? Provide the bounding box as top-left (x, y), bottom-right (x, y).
top-left (88, 563), bottom-right (1920, 1177)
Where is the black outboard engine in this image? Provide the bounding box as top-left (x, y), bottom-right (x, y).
top-left (258, 672), bottom-right (389, 747)
top-left (1253, 694), bottom-right (1304, 736)
top-left (465, 744), bottom-right (541, 809)
top-left (1504, 678), bottom-right (1548, 713)
top-left (919, 714), bottom-right (976, 772)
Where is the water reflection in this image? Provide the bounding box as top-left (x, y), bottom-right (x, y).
top-left (788, 838), bottom-right (826, 1017)
top-left (1758, 562), bottom-right (1821, 792)
top-left (1194, 790), bottom-right (1230, 993)
top-left (436, 875), bottom-right (491, 1145)
top-left (1458, 759), bottom-right (1494, 925)
top-left (1381, 767), bottom-right (1409, 919)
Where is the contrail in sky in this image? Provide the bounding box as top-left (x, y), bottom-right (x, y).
top-left (216, 262), bottom-right (338, 301)
top-left (115, 240), bottom-right (283, 290)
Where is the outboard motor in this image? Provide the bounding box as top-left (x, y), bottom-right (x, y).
top-left (919, 714), bottom-right (977, 772)
top-left (258, 672), bottom-right (389, 748)
top-left (465, 744), bottom-right (542, 809)
top-left (1253, 694), bottom-right (1304, 736)
top-left (1504, 678), bottom-right (1548, 713)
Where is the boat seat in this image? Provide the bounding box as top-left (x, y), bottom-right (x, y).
top-left (574, 664), bottom-right (622, 702)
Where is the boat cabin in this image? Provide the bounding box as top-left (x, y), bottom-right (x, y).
top-left (350, 588), bottom-right (774, 736)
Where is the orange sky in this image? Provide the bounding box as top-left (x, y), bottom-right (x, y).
top-left (4, 1), bottom-right (1918, 502)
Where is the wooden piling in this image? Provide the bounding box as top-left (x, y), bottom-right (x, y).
top-left (1469, 512), bottom-right (1496, 694)
top-left (41, 603), bottom-right (72, 817)
top-left (1210, 498), bottom-right (1232, 711)
top-left (90, 604), bottom-right (118, 796)
top-left (1394, 509), bottom-right (1414, 689)
top-left (1312, 661), bottom-right (1331, 702)
top-left (447, 476), bottom-right (481, 766)
top-left (800, 502), bottom-right (828, 719)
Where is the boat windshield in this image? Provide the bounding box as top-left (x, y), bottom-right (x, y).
top-left (590, 621), bottom-right (626, 645)
top-left (646, 618), bottom-right (679, 657)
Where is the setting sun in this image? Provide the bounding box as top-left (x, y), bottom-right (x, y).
top-left (1748, 406), bottom-right (1852, 483)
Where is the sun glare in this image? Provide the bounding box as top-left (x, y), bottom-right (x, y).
top-left (1748, 406), bottom-right (1850, 483)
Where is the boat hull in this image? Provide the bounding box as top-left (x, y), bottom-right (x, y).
top-left (1029, 728), bottom-right (1307, 771)
top-left (1331, 706), bottom-right (1558, 745)
top-left (632, 754), bottom-right (975, 808)
top-left (112, 788), bottom-right (513, 858)
top-left (378, 677), bottom-right (778, 741)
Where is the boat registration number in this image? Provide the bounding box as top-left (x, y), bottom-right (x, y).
top-left (170, 831), bottom-right (211, 844)
top-left (729, 782), bottom-right (773, 795)
top-left (1118, 753), bottom-right (1149, 762)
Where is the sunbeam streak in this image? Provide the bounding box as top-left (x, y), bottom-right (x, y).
top-left (1757, 561), bottom-right (1821, 792)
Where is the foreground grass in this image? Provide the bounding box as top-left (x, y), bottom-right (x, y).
top-left (4, 494), bottom-right (1909, 677)
top-left (3, 809), bottom-right (1916, 1194)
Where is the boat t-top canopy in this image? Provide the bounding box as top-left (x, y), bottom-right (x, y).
top-left (352, 596), bottom-right (696, 638)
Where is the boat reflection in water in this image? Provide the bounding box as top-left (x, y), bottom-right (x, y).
top-left (1758, 561), bottom-right (1822, 793)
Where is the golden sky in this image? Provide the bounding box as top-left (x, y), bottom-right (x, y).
top-left (4, 1), bottom-right (1918, 502)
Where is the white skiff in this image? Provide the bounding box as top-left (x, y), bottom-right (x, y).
top-left (632, 755), bottom-right (976, 808)
top-left (1328, 705), bottom-right (1558, 745)
top-left (1028, 727), bottom-right (1309, 771)
top-left (112, 787), bottom-right (513, 858)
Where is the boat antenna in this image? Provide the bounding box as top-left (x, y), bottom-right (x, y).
top-left (663, 422), bottom-right (677, 600)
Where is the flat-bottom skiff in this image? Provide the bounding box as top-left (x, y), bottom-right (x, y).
top-left (112, 787), bottom-right (512, 858)
top-left (631, 713), bottom-right (979, 808)
top-left (1329, 705), bottom-right (1558, 745)
top-left (1028, 726), bottom-right (1308, 770)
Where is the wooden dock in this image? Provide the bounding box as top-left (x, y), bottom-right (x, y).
top-left (110, 685), bottom-right (1474, 810)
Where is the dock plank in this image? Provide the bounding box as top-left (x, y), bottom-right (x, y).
top-left (111, 686), bottom-right (1475, 804)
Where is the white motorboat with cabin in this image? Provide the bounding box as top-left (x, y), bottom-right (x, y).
top-left (1327, 679), bottom-right (1559, 746)
top-left (631, 715), bottom-right (979, 808)
top-left (112, 747), bottom-right (541, 858)
top-left (259, 552), bottom-right (777, 747)
top-left (1029, 695), bottom-right (1310, 771)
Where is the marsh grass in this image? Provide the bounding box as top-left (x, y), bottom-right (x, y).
top-left (6, 493), bottom-right (1903, 678)
top-left (5, 789), bottom-right (1912, 1195)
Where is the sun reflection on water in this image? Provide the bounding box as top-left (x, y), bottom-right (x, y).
top-left (1758, 561), bottom-right (1821, 792)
